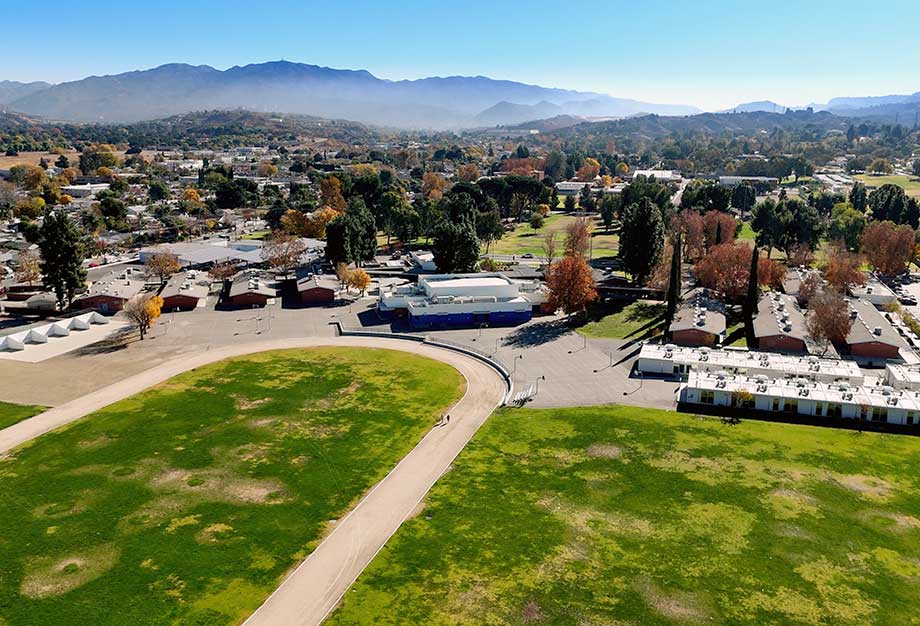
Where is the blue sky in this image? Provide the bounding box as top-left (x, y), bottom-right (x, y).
top-left (4, 0), bottom-right (920, 110)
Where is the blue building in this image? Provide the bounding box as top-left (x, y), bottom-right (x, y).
top-left (378, 273), bottom-right (545, 329)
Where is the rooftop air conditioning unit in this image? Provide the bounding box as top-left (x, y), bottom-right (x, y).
top-left (874, 326), bottom-right (883, 336)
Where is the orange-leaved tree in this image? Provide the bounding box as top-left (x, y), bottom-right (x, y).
top-left (124, 294), bottom-right (163, 339)
top-left (546, 255), bottom-right (597, 318)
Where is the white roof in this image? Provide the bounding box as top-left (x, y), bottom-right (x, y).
top-left (640, 343), bottom-right (864, 383)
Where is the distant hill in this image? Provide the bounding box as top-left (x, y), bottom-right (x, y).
top-left (824, 92), bottom-right (920, 111)
top-left (550, 109), bottom-right (848, 140)
top-left (4, 60), bottom-right (698, 129)
top-left (474, 101), bottom-right (564, 126)
top-left (720, 100), bottom-right (787, 114)
top-left (0, 80), bottom-right (51, 105)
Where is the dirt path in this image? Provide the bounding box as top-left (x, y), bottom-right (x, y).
top-left (0, 336), bottom-right (507, 626)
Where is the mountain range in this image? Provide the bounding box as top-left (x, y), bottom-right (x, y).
top-left (0, 80), bottom-right (51, 106)
top-left (1, 61), bottom-right (700, 129)
top-left (3, 61), bottom-right (920, 129)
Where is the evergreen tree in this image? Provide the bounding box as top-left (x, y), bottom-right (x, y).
top-left (432, 221), bottom-right (479, 273)
top-left (744, 245), bottom-right (760, 346)
top-left (849, 182), bottom-right (868, 212)
top-left (38, 210), bottom-right (87, 310)
top-left (665, 233), bottom-right (682, 335)
top-left (619, 197), bottom-right (664, 285)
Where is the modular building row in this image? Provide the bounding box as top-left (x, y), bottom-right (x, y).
top-left (679, 370), bottom-right (920, 426)
top-left (637, 343), bottom-right (865, 386)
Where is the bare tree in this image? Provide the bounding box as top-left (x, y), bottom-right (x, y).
top-left (261, 232), bottom-right (306, 276)
top-left (14, 250), bottom-right (40, 286)
top-left (208, 261), bottom-right (238, 282)
top-left (542, 230), bottom-right (558, 268)
top-left (563, 217), bottom-right (591, 257)
top-left (145, 252), bottom-right (181, 286)
top-left (805, 290), bottom-right (852, 354)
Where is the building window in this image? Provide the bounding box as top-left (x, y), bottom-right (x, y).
top-left (772, 398), bottom-right (780, 412)
top-left (700, 390), bottom-right (715, 405)
top-left (871, 407), bottom-right (887, 422)
top-left (908, 412), bottom-right (916, 425)
top-left (827, 403), bottom-right (842, 418)
top-left (783, 399), bottom-right (798, 413)
top-left (815, 403), bottom-right (823, 417)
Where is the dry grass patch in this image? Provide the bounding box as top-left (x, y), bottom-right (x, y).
top-left (586, 444), bottom-right (622, 459)
top-left (21, 544), bottom-right (120, 599)
top-left (635, 578), bottom-right (712, 623)
top-left (833, 474), bottom-right (893, 500)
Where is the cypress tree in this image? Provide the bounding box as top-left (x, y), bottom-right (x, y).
top-left (665, 233), bottom-right (682, 337)
top-left (744, 245), bottom-right (759, 345)
top-left (715, 221), bottom-right (723, 246)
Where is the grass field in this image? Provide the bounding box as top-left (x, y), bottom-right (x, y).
top-left (577, 301), bottom-right (665, 339)
top-left (239, 230), bottom-right (270, 240)
top-left (854, 174), bottom-right (920, 199)
top-left (485, 214), bottom-right (619, 258)
top-left (738, 221), bottom-right (756, 241)
top-left (0, 347), bottom-right (464, 626)
top-left (330, 405), bottom-right (920, 626)
top-left (0, 400), bottom-right (47, 430)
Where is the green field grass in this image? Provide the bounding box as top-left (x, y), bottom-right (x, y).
top-left (0, 347), bottom-right (464, 626)
top-left (577, 301), bottom-right (666, 339)
top-left (855, 174), bottom-right (920, 199)
top-left (0, 400), bottom-right (46, 430)
top-left (239, 230), bottom-right (270, 240)
top-left (485, 214), bottom-right (619, 258)
top-left (738, 221), bottom-right (756, 241)
top-left (330, 405), bottom-right (920, 626)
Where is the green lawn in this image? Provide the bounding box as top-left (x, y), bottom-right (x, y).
top-left (0, 347), bottom-right (463, 626)
top-left (330, 405), bottom-right (920, 626)
top-left (485, 214), bottom-right (619, 258)
top-left (724, 322), bottom-right (748, 347)
top-left (738, 221), bottom-right (756, 241)
top-left (239, 230), bottom-right (270, 240)
top-left (854, 174), bottom-right (920, 199)
top-left (0, 400), bottom-right (46, 430)
top-left (577, 301), bottom-right (666, 339)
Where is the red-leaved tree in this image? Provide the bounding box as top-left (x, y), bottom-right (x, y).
top-left (694, 242), bottom-right (753, 302)
top-left (757, 257), bottom-right (787, 289)
top-left (862, 221), bottom-right (915, 275)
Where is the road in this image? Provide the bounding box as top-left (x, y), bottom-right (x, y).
top-left (0, 335), bottom-right (507, 626)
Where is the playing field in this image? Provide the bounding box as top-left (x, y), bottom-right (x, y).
top-left (855, 174), bottom-right (920, 199)
top-left (0, 400), bottom-right (46, 430)
top-left (485, 214), bottom-right (619, 258)
top-left (0, 347), bottom-right (464, 626)
top-left (330, 405), bottom-right (920, 626)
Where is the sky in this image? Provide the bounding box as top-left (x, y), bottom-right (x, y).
top-left (4, 0), bottom-right (920, 111)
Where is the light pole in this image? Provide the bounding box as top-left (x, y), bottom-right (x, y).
top-left (593, 351), bottom-right (614, 373)
top-left (472, 322), bottom-right (487, 341)
top-left (492, 337), bottom-right (502, 356)
top-left (568, 333), bottom-right (587, 354)
top-left (623, 370), bottom-right (644, 396)
top-left (535, 375), bottom-right (546, 395)
top-left (512, 354), bottom-right (523, 374)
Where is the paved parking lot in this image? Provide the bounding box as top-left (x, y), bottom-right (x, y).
top-left (0, 294), bottom-right (681, 410)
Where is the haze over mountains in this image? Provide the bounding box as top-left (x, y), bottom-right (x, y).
top-left (0, 60), bottom-right (700, 129)
top-left (1, 60), bottom-right (919, 129)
